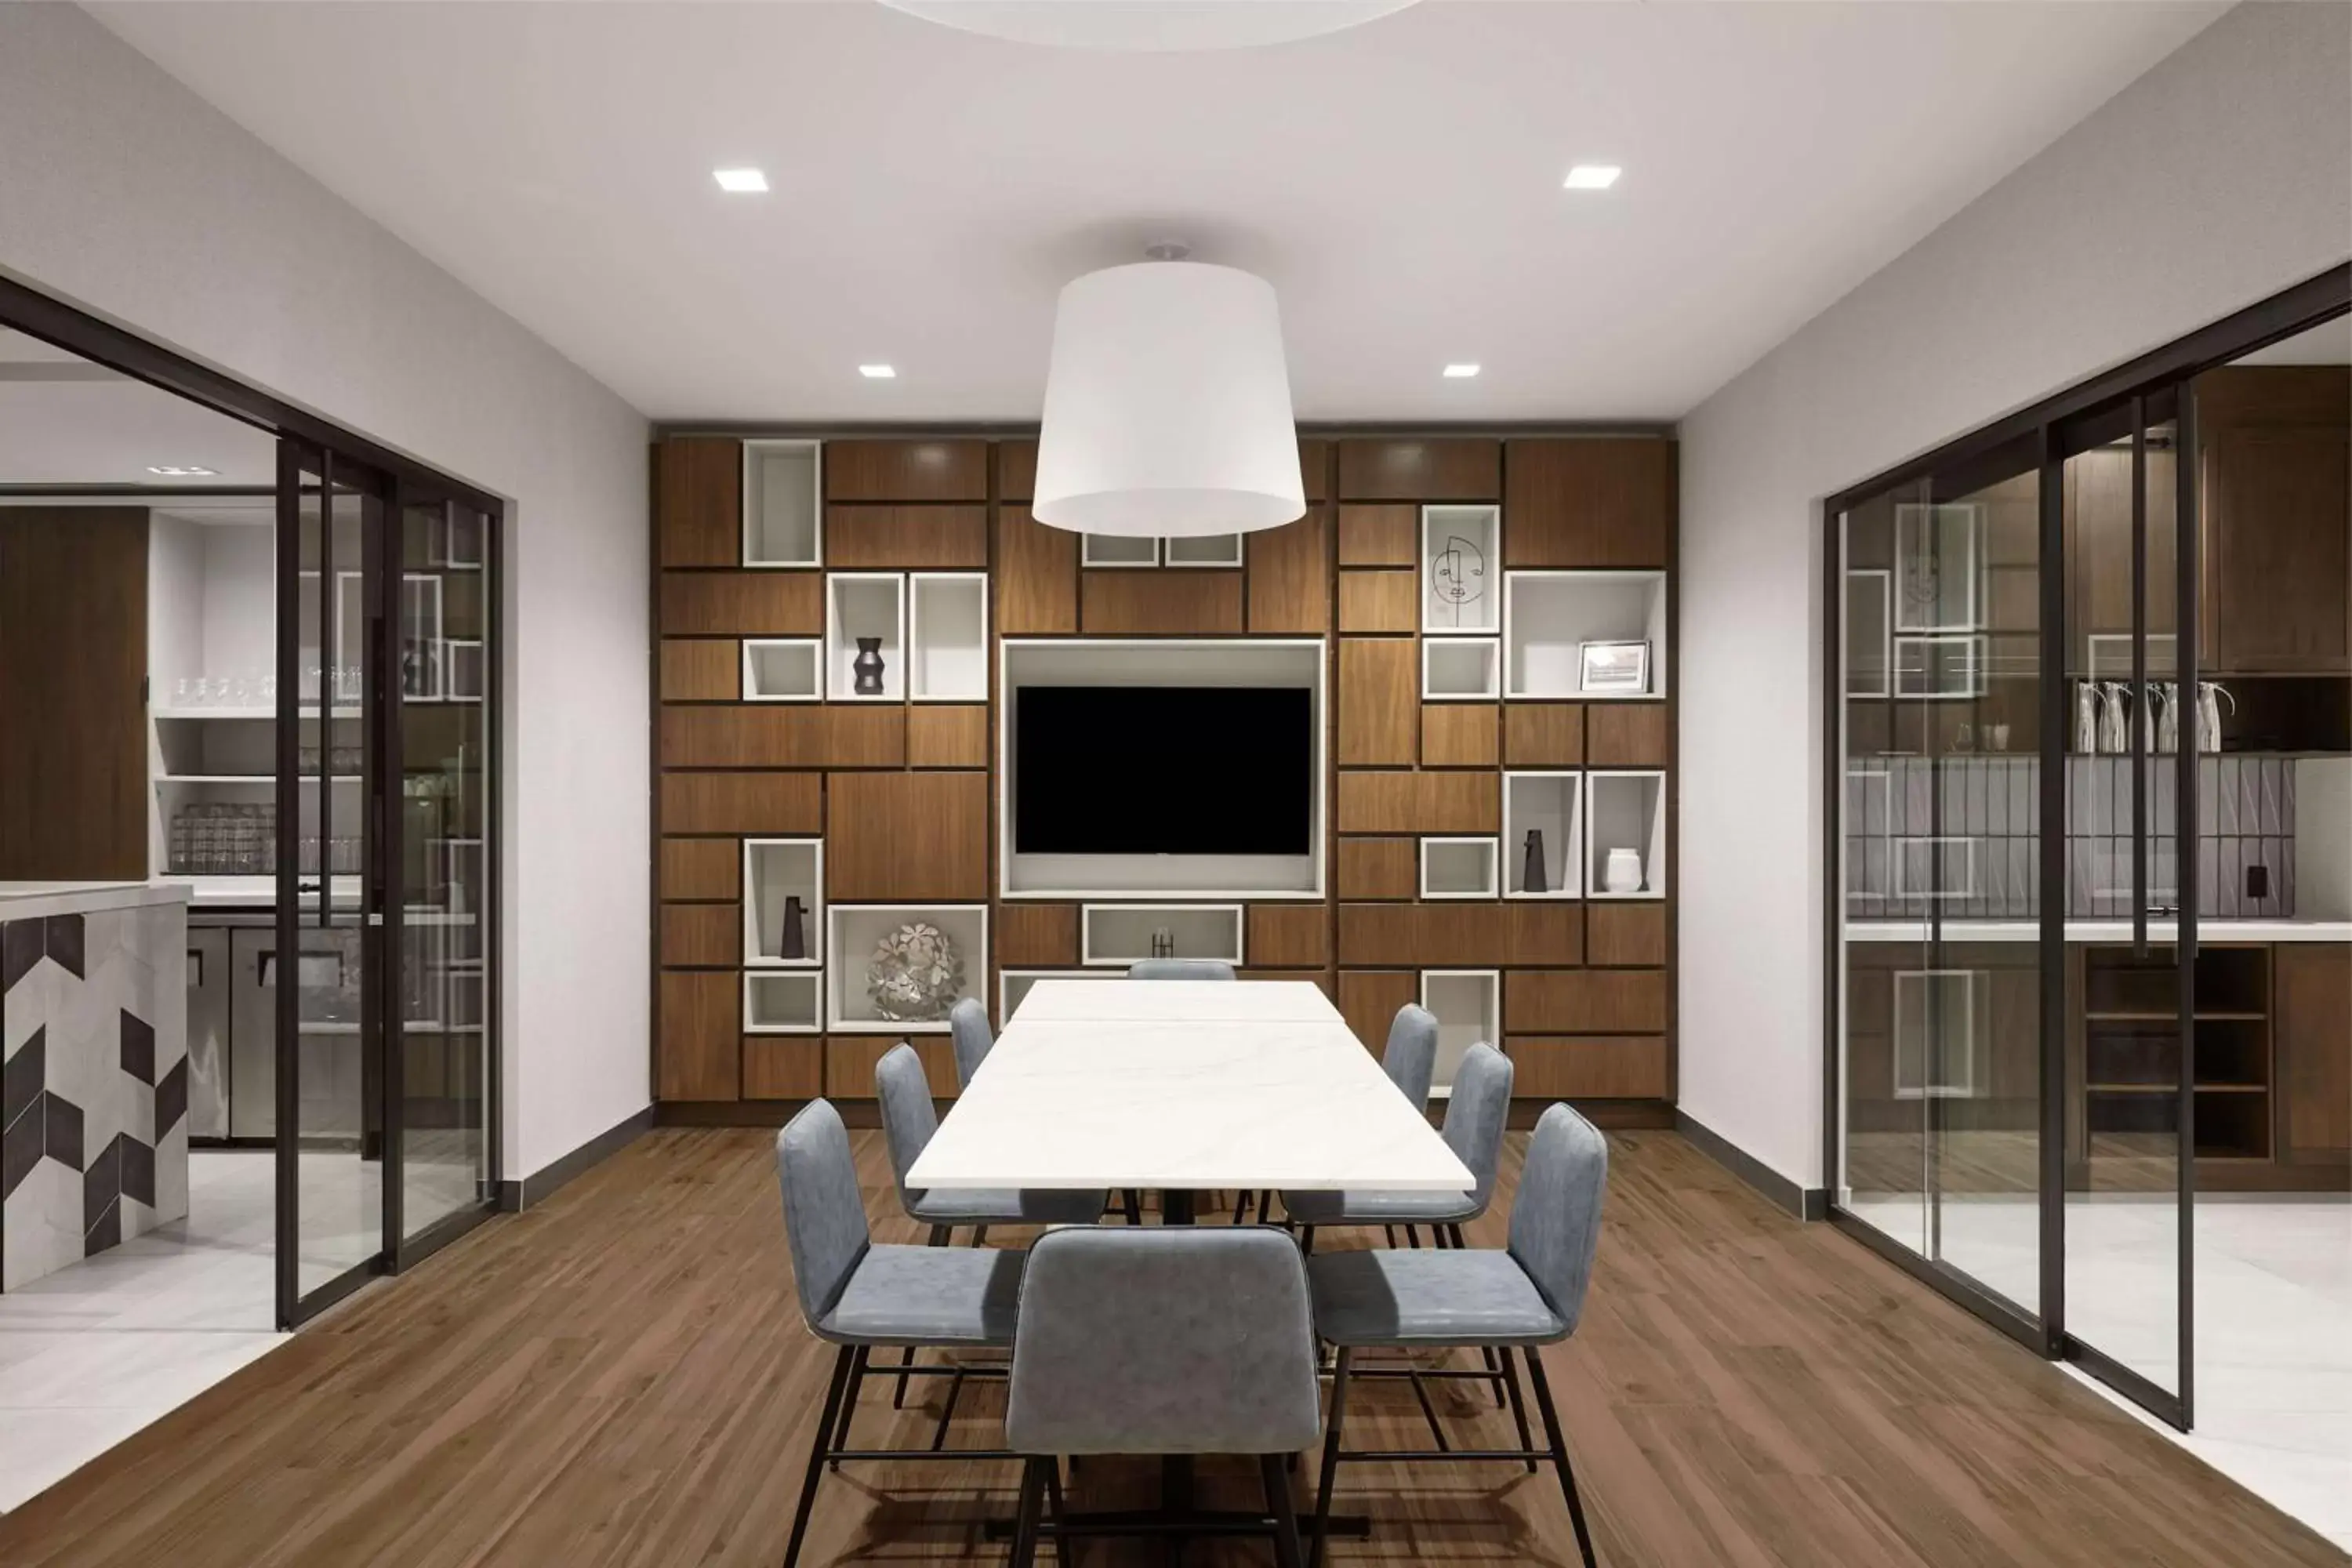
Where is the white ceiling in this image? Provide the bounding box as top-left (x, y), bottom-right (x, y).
top-left (91, 2), bottom-right (2224, 425)
top-left (0, 329), bottom-right (278, 486)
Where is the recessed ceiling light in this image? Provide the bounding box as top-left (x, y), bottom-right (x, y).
top-left (858, 364), bottom-right (898, 379)
top-left (712, 167), bottom-right (768, 194)
top-left (1563, 165), bottom-right (1621, 191)
top-left (1443, 363), bottom-right (1481, 379)
top-left (146, 465), bottom-right (218, 477)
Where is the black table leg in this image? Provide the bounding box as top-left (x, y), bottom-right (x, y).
top-left (1161, 1189), bottom-right (1199, 1225)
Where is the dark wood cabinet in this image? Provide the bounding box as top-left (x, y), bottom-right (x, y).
top-left (2277, 944), bottom-right (2350, 1166)
top-left (2197, 365), bottom-right (2350, 676)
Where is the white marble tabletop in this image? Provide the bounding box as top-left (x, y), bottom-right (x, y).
top-left (906, 979), bottom-right (1475, 1194)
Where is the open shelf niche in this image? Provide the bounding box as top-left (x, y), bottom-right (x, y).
top-left (827, 905), bottom-right (989, 1033)
top-left (1504, 570), bottom-right (1668, 699)
top-left (909, 572), bottom-right (989, 702)
top-left (1081, 904), bottom-right (1245, 967)
top-left (826, 572), bottom-right (906, 702)
top-left (745, 971), bottom-right (822, 1035)
top-left (1503, 772), bottom-right (1582, 899)
top-left (1584, 770), bottom-right (1667, 898)
top-left (743, 638), bottom-right (822, 702)
top-left (743, 439), bottom-right (822, 567)
top-left (1163, 535), bottom-right (1243, 568)
top-left (1422, 969), bottom-right (1501, 1098)
top-left (1422, 638), bottom-right (1500, 700)
top-left (1000, 968), bottom-right (1083, 1023)
top-left (1082, 534), bottom-right (1158, 568)
top-left (1421, 505), bottom-right (1500, 635)
top-left (1420, 837), bottom-right (1499, 900)
top-left (743, 839), bottom-right (823, 966)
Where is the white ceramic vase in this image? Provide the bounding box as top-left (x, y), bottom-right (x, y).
top-left (1603, 848), bottom-right (1644, 895)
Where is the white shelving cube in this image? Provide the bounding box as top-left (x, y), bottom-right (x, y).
top-left (1504, 570), bottom-right (1668, 700)
top-left (1163, 535), bottom-right (1243, 568)
top-left (1420, 837), bottom-right (1499, 900)
top-left (1082, 534), bottom-right (1158, 568)
top-left (826, 572), bottom-right (906, 701)
top-left (1421, 969), bottom-right (1501, 1098)
top-left (909, 573), bottom-right (989, 702)
top-left (745, 971), bottom-right (822, 1035)
top-left (743, 839), bottom-right (823, 966)
top-left (1584, 770), bottom-right (1667, 899)
top-left (1503, 771), bottom-right (1582, 899)
top-left (743, 638), bottom-right (822, 702)
top-left (1421, 638), bottom-right (1500, 700)
top-left (1421, 505), bottom-right (1501, 635)
top-left (743, 440), bottom-right (822, 567)
top-left (1080, 904), bottom-right (1245, 967)
top-left (827, 905), bottom-right (989, 1033)
top-left (1000, 968), bottom-right (1080, 1023)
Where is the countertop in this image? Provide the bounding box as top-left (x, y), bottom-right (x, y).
top-left (0, 880), bottom-right (191, 920)
top-left (1846, 918), bottom-right (2352, 944)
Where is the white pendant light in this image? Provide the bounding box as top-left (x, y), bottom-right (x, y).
top-left (1033, 250), bottom-right (1304, 538)
top-left (877, 2), bottom-right (1418, 53)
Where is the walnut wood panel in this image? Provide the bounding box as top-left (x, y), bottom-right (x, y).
top-left (999, 440), bottom-right (1036, 501)
top-left (1339, 438), bottom-right (1501, 501)
top-left (1507, 1035), bottom-right (1669, 1098)
top-left (1338, 903), bottom-right (1508, 967)
top-left (1338, 569), bottom-right (1417, 633)
top-left (661, 706), bottom-right (904, 769)
top-left (1337, 504), bottom-right (1418, 567)
top-left (1336, 837), bottom-right (1417, 901)
top-left (826, 1036), bottom-right (958, 1101)
top-left (659, 638), bottom-right (739, 702)
top-left (823, 439), bottom-right (988, 502)
top-left (1238, 967), bottom-right (1334, 997)
top-left (1588, 903), bottom-right (1668, 967)
top-left (660, 572), bottom-right (823, 636)
top-left (1245, 506), bottom-right (1329, 633)
top-left (996, 506), bottom-right (1079, 633)
top-left (1335, 771), bottom-right (1498, 834)
top-left (826, 770), bottom-right (987, 901)
top-left (996, 903), bottom-right (1079, 967)
top-left (660, 771), bottom-right (823, 835)
top-left (1504, 437), bottom-right (1674, 568)
top-left (1506, 968), bottom-right (1668, 1034)
top-left (660, 838), bottom-right (742, 902)
top-left (0, 507), bottom-right (147, 880)
top-left (657, 437), bottom-right (742, 568)
top-left (2205, 425), bottom-right (2350, 673)
top-left (1504, 702), bottom-right (1584, 766)
top-left (1338, 969), bottom-right (1419, 1054)
top-left (1338, 638), bottom-right (1417, 766)
top-left (1297, 438), bottom-right (1330, 503)
top-left (742, 1038), bottom-right (825, 1101)
top-left (659, 904), bottom-right (740, 968)
top-left (1080, 569), bottom-right (1243, 633)
top-left (658, 971), bottom-right (739, 1102)
top-left (2277, 942), bottom-right (2350, 1162)
top-left (1505, 903), bottom-right (1585, 967)
top-left (1421, 703), bottom-right (1499, 768)
top-left (907, 705), bottom-right (989, 768)
top-left (1247, 904), bottom-right (1330, 969)
top-left (1587, 703), bottom-right (1670, 766)
top-left (823, 506), bottom-right (989, 569)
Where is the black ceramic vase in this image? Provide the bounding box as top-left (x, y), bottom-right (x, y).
top-left (779, 895), bottom-right (806, 962)
top-left (1522, 829), bottom-right (1548, 895)
top-left (852, 637), bottom-right (886, 696)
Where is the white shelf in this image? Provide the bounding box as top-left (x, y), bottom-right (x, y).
top-left (1421, 505), bottom-right (1500, 636)
top-left (909, 573), bottom-right (989, 702)
top-left (1504, 570), bottom-right (1668, 700)
top-left (744, 439), bottom-right (822, 568)
top-left (1080, 904), bottom-right (1245, 967)
top-left (826, 905), bottom-right (988, 1033)
top-left (1504, 771), bottom-right (1582, 899)
top-left (1420, 837), bottom-right (1499, 901)
top-left (1163, 535), bottom-right (1243, 568)
top-left (1421, 969), bottom-right (1501, 1098)
top-left (1000, 968), bottom-right (1080, 1023)
top-left (744, 839), bottom-right (823, 967)
top-left (745, 971), bottom-right (822, 1035)
top-left (1584, 769), bottom-right (1668, 899)
top-left (826, 572), bottom-right (906, 702)
top-left (1082, 534), bottom-right (1158, 568)
top-left (743, 638), bottom-right (822, 702)
top-left (1422, 638), bottom-right (1500, 701)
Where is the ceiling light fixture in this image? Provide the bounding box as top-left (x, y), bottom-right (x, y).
top-left (1034, 243), bottom-right (1303, 539)
top-left (1563, 165), bottom-right (1622, 191)
top-left (858, 364), bottom-right (897, 379)
top-left (146, 465), bottom-right (219, 477)
top-left (712, 167), bottom-right (768, 193)
top-left (875, 0), bottom-right (1418, 52)
top-left (1443, 364), bottom-right (1482, 379)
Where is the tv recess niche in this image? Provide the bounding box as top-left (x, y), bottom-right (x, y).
top-left (1000, 638), bottom-right (1327, 898)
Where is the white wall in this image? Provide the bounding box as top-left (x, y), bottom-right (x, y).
top-left (1676, 2), bottom-right (2352, 1189)
top-left (0, 5), bottom-right (652, 1181)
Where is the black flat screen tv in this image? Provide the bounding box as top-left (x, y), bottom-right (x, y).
top-left (1014, 685), bottom-right (1312, 856)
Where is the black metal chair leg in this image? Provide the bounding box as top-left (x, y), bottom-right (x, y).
top-left (1261, 1453), bottom-right (1306, 1568)
top-left (783, 1345), bottom-right (855, 1568)
top-left (1308, 1348), bottom-right (1352, 1568)
top-left (931, 1366), bottom-right (966, 1450)
top-left (1044, 1455), bottom-right (1071, 1566)
top-left (972, 1224), bottom-right (989, 1247)
top-left (1383, 1225), bottom-right (1397, 1249)
top-left (828, 1345), bottom-right (869, 1472)
top-left (1497, 1344), bottom-right (1538, 1472)
top-left (1259, 1190), bottom-right (1276, 1225)
top-left (1232, 1189), bottom-right (1254, 1225)
top-left (1123, 1189), bottom-right (1142, 1226)
top-left (1523, 1346), bottom-right (1599, 1568)
top-left (1405, 1225), bottom-right (1421, 1248)
top-left (1406, 1362), bottom-right (1451, 1452)
top-left (1299, 1225), bottom-right (1316, 1256)
top-left (892, 1229), bottom-right (953, 1409)
top-left (1010, 1455), bottom-right (1047, 1568)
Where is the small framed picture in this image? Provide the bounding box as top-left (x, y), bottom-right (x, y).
top-left (1578, 639), bottom-right (1650, 695)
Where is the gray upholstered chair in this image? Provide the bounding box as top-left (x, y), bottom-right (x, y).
top-left (1126, 957), bottom-right (1236, 980)
top-left (1003, 1226), bottom-right (1322, 1566)
top-left (1279, 1040), bottom-right (1513, 1245)
top-left (774, 1099), bottom-right (1027, 1568)
top-left (1304, 1102), bottom-right (1610, 1568)
top-left (1238, 1002), bottom-right (1444, 1228)
top-left (948, 994), bottom-right (994, 1090)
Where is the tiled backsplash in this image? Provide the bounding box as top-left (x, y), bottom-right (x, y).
top-left (1845, 757), bottom-right (2296, 919)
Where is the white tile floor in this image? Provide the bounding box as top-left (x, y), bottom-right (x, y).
top-left (1849, 1192), bottom-right (2352, 1550)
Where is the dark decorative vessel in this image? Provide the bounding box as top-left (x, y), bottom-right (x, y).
top-left (779, 895), bottom-right (806, 962)
top-left (852, 637), bottom-right (886, 696)
top-left (1522, 829), bottom-right (1548, 895)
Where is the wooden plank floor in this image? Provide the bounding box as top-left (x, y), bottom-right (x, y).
top-left (0, 1127), bottom-right (2340, 1567)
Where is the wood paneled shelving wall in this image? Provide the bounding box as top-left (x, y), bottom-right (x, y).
top-left (651, 432), bottom-right (1678, 1120)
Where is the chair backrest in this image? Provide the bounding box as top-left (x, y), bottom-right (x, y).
top-left (1126, 959), bottom-right (1236, 981)
top-left (1381, 1003), bottom-right (1439, 1110)
top-left (873, 1041), bottom-right (940, 1207)
top-left (949, 996), bottom-right (993, 1089)
top-left (1007, 1227), bottom-right (1323, 1456)
top-left (1439, 1041), bottom-right (1514, 1211)
top-left (1506, 1103), bottom-right (1610, 1333)
top-left (775, 1099), bottom-right (873, 1327)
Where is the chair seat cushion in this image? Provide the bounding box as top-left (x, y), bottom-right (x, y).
top-left (1278, 1188), bottom-right (1478, 1225)
top-left (905, 1187), bottom-right (1108, 1225)
top-left (1307, 1247), bottom-right (1567, 1348)
top-left (816, 1243), bottom-right (1025, 1347)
